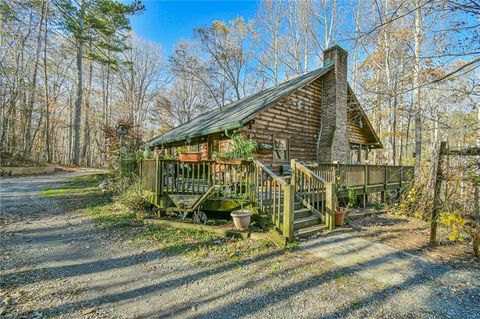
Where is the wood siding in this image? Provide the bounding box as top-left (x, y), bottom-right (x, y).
top-left (347, 86), bottom-right (379, 146)
top-left (246, 77), bottom-right (324, 172)
top-left (246, 75), bottom-right (376, 173)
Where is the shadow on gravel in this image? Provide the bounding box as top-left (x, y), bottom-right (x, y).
top-left (191, 244), bottom-right (473, 319)
top-left (14, 249), bottom-right (285, 317)
top-left (15, 241), bottom-right (479, 319)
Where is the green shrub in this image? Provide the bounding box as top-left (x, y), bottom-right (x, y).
top-left (221, 131), bottom-right (257, 160)
top-left (176, 147), bottom-right (190, 154)
top-left (116, 182), bottom-right (154, 213)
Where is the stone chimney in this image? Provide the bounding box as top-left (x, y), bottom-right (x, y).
top-left (318, 45), bottom-right (350, 163)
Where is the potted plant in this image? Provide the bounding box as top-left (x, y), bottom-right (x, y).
top-left (230, 193), bottom-right (252, 231)
top-left (217, 132), bottom-right (256, 164)
top-left (177, 147), bottom-right (202, 162)
top-left (336, 206), bottom-right (346, 226)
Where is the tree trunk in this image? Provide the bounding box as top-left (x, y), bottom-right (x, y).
top-left (43, 0), bottom-right (51, 162)
top-left (413, 1), bottom-right (423, 182)
top-left (72, 2), bottom-right (85, 165)
top-left (24, 0), bottom-right (47, 155)
top-left (82, 55), bottom-right (93, 165)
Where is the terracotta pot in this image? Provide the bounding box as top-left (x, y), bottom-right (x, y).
top-left (178, 152), bottom-right (202, 162)
top-left (335, 207), bottom-right (346, 226)
top-left (231, 209), bottom-right (252, 231)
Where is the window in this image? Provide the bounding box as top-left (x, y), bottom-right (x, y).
top-left (273, 138), bottom-right (289, 161)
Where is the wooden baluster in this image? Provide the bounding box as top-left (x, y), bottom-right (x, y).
top-left (191, 163), bottom-right (195, 193)
top-left (202, 161), bottom-right (206, 192)
top-left (174, 162), bottom-right (178, 194)
top-left (274, 183), bottom-right (277, 221)
top-left (260, 170), bottom-right (264, 210)
top-left (268, 178), bottom-right (273, 221)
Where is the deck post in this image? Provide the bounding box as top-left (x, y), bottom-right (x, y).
top-left (362, 164), bottom-right (368, 208)
top-left (283, 184), bottom-right (295, 239)
top-left (290, 159), bottom-right (296, 187)
top-left (381, 165), bottom-right (387, 203)
top-left (325, 182), bottom-right (337, 230)
top-left (154, 157), bottom-right (160, 205)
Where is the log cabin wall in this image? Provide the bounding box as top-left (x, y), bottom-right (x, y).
top-left (347, 89), bottom-right (370, 146)
top-left (246, 76), bottom-right (374, 173)
top-left (246, 77), bottom-right (324, 173)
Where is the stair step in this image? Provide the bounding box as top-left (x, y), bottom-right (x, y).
top-left (294, 202), bottom-right (304, 210)
top-left (294, 208), bottom-right (312, 219)
top-left (294, 224), bottom-right (328, 237)
top-left (294, 215), bottom-right (321, 230)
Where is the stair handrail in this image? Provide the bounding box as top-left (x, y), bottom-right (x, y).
top-left (293, 161), bottom-right (328, 184)
top-left (253, 160), bottom-right (287, 185)
top-left (252, 160), bottom-right (294, 239)
top-left (291, 160), bottom-right (328, 221)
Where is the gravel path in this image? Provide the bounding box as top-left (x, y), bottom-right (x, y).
top-left (1, 172), bottom-right (479, 318)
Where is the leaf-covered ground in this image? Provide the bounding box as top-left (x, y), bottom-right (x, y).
top-left (1, 172), bottom-right (479, 318)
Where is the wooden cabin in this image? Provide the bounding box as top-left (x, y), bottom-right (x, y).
top-left (148, 46), bottom-right (382, 173)
top-left (142, 46), bottom-right (412, 240)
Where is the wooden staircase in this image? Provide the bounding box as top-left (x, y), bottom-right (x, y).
top-left (293, 198), bottom-right (327, 237)
top-left (252, 160), bottom-right (333, 240)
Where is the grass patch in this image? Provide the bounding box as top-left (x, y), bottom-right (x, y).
top-left (85, 203), bottom-right (136, 228)
top-left (334, 273), bottom-right (350, 284)
top-left (66, 173), bottom-right (108, 185)
top-left (42, 173), bottom-right (108, 198)
top-left (83, 200), bottom-right (279, 263)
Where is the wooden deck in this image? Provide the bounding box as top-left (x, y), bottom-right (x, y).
top-left (140, 158), bottom-right (414, 240)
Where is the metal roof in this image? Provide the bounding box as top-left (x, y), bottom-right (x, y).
top-left (148, 61), bottom-right (335, 146)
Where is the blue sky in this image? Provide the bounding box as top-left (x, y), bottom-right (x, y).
top-left (130, 0), bottom-right (260, 54)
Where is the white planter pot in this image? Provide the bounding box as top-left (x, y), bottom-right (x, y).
top-left (230, 210), bottom-right (252, 231)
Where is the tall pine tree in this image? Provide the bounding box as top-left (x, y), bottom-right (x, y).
top-left (55, 0), bottom-right (144, 164)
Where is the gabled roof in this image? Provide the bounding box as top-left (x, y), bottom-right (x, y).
top-left (149, 61), bottom-right (335, 146)
top-left (347, 85), bottom-right (383, 148)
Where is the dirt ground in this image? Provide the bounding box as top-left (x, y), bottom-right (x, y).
top-left (346, 211), bottom-right (480, 268)
top-left (1, 172), bottom-right (479, 319)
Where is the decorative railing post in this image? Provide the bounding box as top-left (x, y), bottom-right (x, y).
top-left (283, 184), bottom-right (295, 239)
top-left (325, 182), bottom-right (337, 230)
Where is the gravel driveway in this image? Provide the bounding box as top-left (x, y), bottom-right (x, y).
top-left (1, 172), bottom-right (479, 318)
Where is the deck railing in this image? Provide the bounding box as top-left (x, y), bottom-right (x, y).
top-left (140, 159), bottom-right (253, 199)
top-left (140, 158), bottom-right (414, 239)
top-left (303, 162), bottom-right (414, 189)
top-left (252, 160), bottom-right (294, 238)
top-left (291, 160), bottom-right (338, 229)
top-left (291, 160), bottom-right (326, 217)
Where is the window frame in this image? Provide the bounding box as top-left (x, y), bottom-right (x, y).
top-left (273, 137), bottom-right (289, 162)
